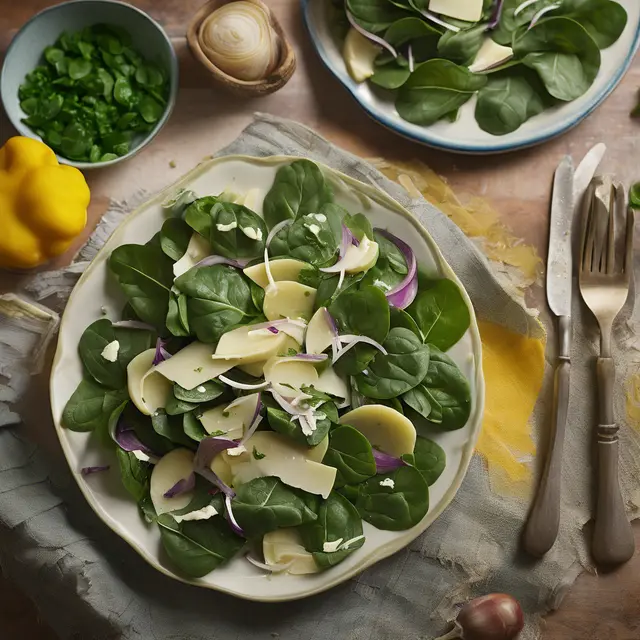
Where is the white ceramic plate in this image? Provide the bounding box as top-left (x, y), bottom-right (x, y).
top-left (50, 156), bottom-right (485, 601)
top-left (302, 0), bottom-right (640, 154)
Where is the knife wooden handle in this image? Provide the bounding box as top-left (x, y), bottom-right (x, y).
top-left (522, 354), bottom-right (569, 557)
top-left (592, 357), bottom-right (635, 565)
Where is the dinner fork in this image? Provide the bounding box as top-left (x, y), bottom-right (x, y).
top-left (579, 177), bottom-right (636, 565)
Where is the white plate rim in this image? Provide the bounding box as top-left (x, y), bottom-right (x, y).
top-left (301, 0), bottom-right (640, 155)
top-left (49, 154), bottom-right (485, 601)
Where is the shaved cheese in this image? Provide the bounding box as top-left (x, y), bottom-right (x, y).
top-left (342, 236), bottom-right (379, 274)
top-left (150, 449), bottom-right (195, 515)
top-left (322, 538), bottom-right (344, 553)
top-left (339, 405), bottom-right (416, 457)
top-left (199, 394), bottom-right (260, 439)
top-left (429, 0), bottom-right (483, 22)
top-left (215, 324), bottom-right (291, 364)
top-left (263, 529), bottom-right (320, 575)
top-left (343, 28), bottom-right (380, 83)
top-left (244, 257), bottom-right (308, 289)
top-left (469, 39), bottom-right (513, 73)
top-left (314, 366), bottom-right (350, 402)
top-left (263, 281), bottom-right (316, 322)
top-left (173, 233), bottom-right (211, 278)
top-left (306, 307), bottom-right (335, 355)
top-left (154, 342), bottom-right (238, 390)
top-left (379, 478), bottom-right (395, 488)
top-left (173, 504), bottom-right (219, 523)
top-left (101, 340), bottom-right (119, 362)
top-left (263, 356), bottom-right (319, 396)
top-left (127, 349), bottom-right (172, 416)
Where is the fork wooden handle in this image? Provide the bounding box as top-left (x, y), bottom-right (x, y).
top-left (592, 357), bottom-right (635, 565)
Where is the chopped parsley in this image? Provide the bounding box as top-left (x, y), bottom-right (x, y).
top-left (252, 447), bottom-right (266, 460)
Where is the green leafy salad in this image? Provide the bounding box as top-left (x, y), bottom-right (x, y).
top-left (335, 0), bottom-right (628, 135)
top-left (18, 24), bottom-right (169, 162)
top-left (62, 159), bottom-right (473, 578)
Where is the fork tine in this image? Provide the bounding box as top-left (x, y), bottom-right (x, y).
top-left (624, 206), bottom-right (635, 278)
top-left (580, 182), bottom-right (596, 274)
top-left (605, 183), bottom-right (617, 274)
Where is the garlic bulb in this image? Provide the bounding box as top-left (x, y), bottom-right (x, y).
top-left (199, 0), bottom-right (281, 82)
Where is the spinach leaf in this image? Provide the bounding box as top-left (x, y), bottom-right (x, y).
top-left (165, 394), bottom-right (198, 416)
top-left (419, 346), bottom-right (471, 430)
top-left (160, 218), bottom-right (192, 262)
top-left (437, 24), bottom-right (486, 65)
top-left (356, 465), bottom-right (429, 530)
top-left (475, 69), bottom-right (549, 135)
top-left (183, 411), bottom-right (209, 442)
top-left (116, 448), bottom-right (152, 502)
top-left (361, 230), bottom-right (408, 292)
top-left (389, 307), bottom-right (422, 338)
top-left (266, 402), bottom-right (334, 447)
top-left (491, 0), bottom-right (557, 45)
top-left (207, 201), bottom-right (266, 260)
top-left (151, 410), bottom-right (197, 448)
top-left (109, 243), bottom-right (174, 329)
top-left (174, 265), bottom-right (255, 343)
top-left (329, 285), bottom-right (390, 375)
top-left (402, 436), bottom-right (446, 486)
top-left (78, 318), bottom-right (155, 389)
top-left (322, 425), bottom-right (376, 488)
top-left (271, 204), bottom-right (343, 266)
top-left (384, 16), bottom-right (440, 46)
top-left (262, 160), bottom-right (334, 230)
top-left (62, 379), bottom-right (128, 432)
top-left (337, 483), bottom-right (362, 506)
top-left (396, 59), bottom-right (487, 125)
top-left (250, 279), bottom-right (265, 313)
top-left (313, 271), bottom-right (365, 311)
top-left (343, 213), bottom-right (373, 241)
top-left (513, 17), bottom-right (601, 102)
top-left (174, 381), bottom-right (224, 403)
top-left (346, 0), bottom-right (409, 33)
top-left (122, 404), bottom-right (174, 455)
top-left (371, 60), bottom-right (411, 90)
top-left (299, 491), bottom-right (365, 569)
top-left (355, 327), bottom-right (430, 400)
top-left (408, 279), bottom-right (470, 351)
top-left (232, 477), bottom-right (318, 537)
top-left (157, 512), bottom-right (244, 578)
top-left (556, 0), bottom-right (627, 49)
top-left (172, 483), bottom-right (223, 517)
top-left (402, 384), bottom-right (432, 419)
top-left (166, 290), bottom-right (190, 337)
top-left (184, 196), bottom-right (219, 238)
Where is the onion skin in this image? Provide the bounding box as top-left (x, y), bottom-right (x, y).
top-left (199, 0), bottom-right (280, 82)
top-left (435, 593), bottom-right (524, 640)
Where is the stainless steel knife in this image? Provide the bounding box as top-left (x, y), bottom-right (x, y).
top-left (523, 155), bottom-right (574, 557)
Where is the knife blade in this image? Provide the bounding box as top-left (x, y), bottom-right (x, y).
top-left (523, 155), bottom-right (575, 558)
top-left (547, 156), bottom-right (575, 318)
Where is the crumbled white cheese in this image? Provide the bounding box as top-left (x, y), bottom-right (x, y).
top-left (322, 538), bottom-right (344, 553)
top-left (216, 220), bottom-right (238, 232)
top-left (196, 386), bottom-right (206, 393)
top-left (310, 213), bottom-right (327, 223)
top-left (373, 279), bottom-right (392, 291)
top-left (173, 504), bottom-right (219, 523)
top-left (227, 445), bottom-right (247, 457)
top-left (340, 534), bottom-right (365, 550)
top-left (132, 450), bottom-right (151, 463)
top-left (101, 340), bottom-right (120, 362)
top-left (305, 223), bottom-right (322, 238)
top-left (379, 478), bottom-right (395, 489)
top-left (241, 226), bottom-right (263, 241)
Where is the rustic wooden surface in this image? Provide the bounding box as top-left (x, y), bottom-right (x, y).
top-left (1, 1), bottom-right (640, 638)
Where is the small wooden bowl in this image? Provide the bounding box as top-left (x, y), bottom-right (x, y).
top-left (187, 0), bottom-right (296, 97)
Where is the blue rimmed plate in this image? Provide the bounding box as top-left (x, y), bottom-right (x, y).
top-left (302, 0), bottom-right (640, 154)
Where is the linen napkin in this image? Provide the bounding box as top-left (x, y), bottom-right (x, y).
top-left (0, 114), bottom-right (638, 640)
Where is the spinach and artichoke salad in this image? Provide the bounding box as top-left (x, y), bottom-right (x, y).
top-left (336, 0), bottom-right (628, 135)
top-left (62, 159), bottom-right (473, 579)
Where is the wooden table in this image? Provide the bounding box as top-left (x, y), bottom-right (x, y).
top-left (1, 2), bottom-right (639, 638)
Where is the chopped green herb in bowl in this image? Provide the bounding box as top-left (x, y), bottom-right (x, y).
top-left (1, 1), bottom-right (178, 168)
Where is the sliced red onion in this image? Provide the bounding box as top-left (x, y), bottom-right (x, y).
top-left (373, 449), bottom-right (406, 474)
top-left (246, 554), bottom-right (293, 573)
top-left (513, 0), bottom-right (540, 16)
top-left (270, 390), bottom-right (311, 415)
top-left (407, 44), bottom-right (415, 73)
top-left (339, 225), bottom-right (357, 259)
top-left (195, 466), bottom-right (235, 498)
top-left (225, 495), bottom-right (245, 537)
top-left (417, 9), bottom-right (461, 32)
top-left (111, 414), bottom-right (159, 457)
top-left (112, 320), bottom-right (155, 331)
top-left (163, 472), bottom-right (196, 498)
top-left (333, 335), bottom-right (388, 363)
top-left (529, 2), bottom-right (561, 28)
top-left (240, 414), bottom-right (263, 446)
top-left (247, 318), bottom-right (307, 343)
top-left (152, 337), bottom-right (171, 366)
top-left (299, 412), bottom-right (316, 436)
top-left (218, 375), bottom-right (270, 391)
top-left (346, 9), bottom-right (398, 58)
top-left (194, 436), bottom-right (238, 468)
top-left (81, 465), bottom-right (110, 476)
top-left (374, 229), bottom-right (418, 310)
top-left (193, 256), bottom-right (247, 269)
top-left (487, 0), bottom-right (505, 29)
